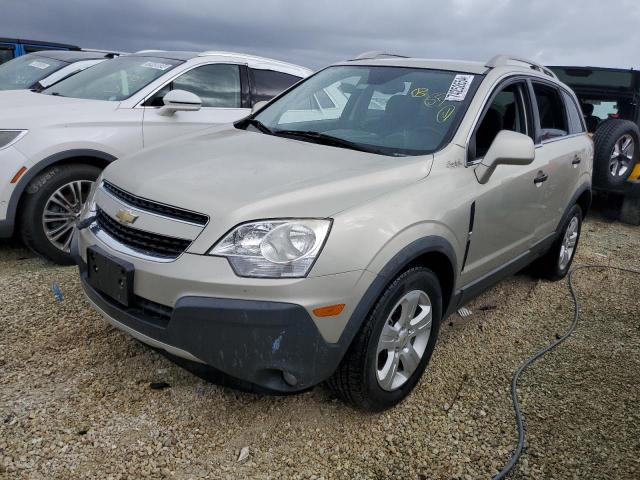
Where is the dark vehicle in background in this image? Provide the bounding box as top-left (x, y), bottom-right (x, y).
top-left (0, 51), bottom-right (117, 91)
top-left (551, 66), bottom-right (640, 224)
top-left (0, 37), bottom-right (80, 65)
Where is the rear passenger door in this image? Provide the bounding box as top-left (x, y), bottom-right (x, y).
top-left (529, 81), bottom-right (589, 237)
top-left (141, 63), bottom-right (250, 147)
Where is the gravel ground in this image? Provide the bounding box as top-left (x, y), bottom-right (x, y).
top-left (1, 213), bottom-right (639, 480)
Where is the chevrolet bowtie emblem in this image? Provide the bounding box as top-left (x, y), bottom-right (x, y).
top-left (115, 208), bottom-right (138, 225)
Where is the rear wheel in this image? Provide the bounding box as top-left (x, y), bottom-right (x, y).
top-left (593, 119), bottom-right (640, 188)
top-left (327, 267), bottom-right (442, 411)
top-left (19, 164), bottom-right (100, 265)
top-left (531, 204), bottom-right (582, 281)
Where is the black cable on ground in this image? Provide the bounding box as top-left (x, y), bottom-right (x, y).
top-left (492, 264), bottom-right (640, 480)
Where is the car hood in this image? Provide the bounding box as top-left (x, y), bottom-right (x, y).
top-left (104, 127), bottom-right (431, 244)
top-left (0, 90), bottom-right (118, 127)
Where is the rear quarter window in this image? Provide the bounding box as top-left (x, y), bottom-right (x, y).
top-left (562, 91), bottom-right (586, 134)
top-left (251, 69), bottom-right (301, 104)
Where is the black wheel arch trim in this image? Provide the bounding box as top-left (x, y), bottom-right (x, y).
top-left (556, 182), bottom-right (591, 237)
top-left (336, 235), bottom-right (458, 352)
top-left (0, 149), bottom-right (116, 238)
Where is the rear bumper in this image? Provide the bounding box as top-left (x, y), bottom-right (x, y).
top-left (73, 234), bottom-right (348, 392)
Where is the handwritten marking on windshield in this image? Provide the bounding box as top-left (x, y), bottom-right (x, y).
top-left (424, 92), bottom-right (447, 108)
top-left (411, 87), bottom-right (428, 97)
top-left (437, 105), bottom-right (456, 123)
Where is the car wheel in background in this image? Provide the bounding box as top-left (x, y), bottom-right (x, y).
top-left (593, 119), bottom-right (640, 188)
top-left (20, 164), bottom-right (100, 265)
top-left (327, 267), bottom-right (442, 411)
top-left (531, 204), bottom-right (583, 281)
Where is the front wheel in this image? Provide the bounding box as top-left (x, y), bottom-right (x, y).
top-left (327, 267), bottom-right (442, 411)
top-left (19, 164), bottom-right (100, 265)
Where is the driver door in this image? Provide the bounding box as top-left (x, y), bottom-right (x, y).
top-left (141, 63), bottom-right (249, 147)
top-left (461, 80), bottom-right (548, 284)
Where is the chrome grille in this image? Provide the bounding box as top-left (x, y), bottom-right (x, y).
top-left (102, 181), bottom-right (208, 226)
top-left (96, 208), bottom-right (191, 258)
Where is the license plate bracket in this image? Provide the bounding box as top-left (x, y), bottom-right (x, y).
top-left (86, 245), bottom-right (134, 307)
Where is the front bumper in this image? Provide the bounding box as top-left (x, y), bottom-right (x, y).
top-left (72, 231), bottom-right (376, 392)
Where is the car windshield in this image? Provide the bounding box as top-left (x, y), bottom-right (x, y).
top-left (0, 54), bottom-right (67, 90)
top-left (250, 65), bottom-right (479, 156)
top-left (43, 56), bottom-right (182, 101)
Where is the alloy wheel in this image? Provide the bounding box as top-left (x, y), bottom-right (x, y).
top-left (609, 134), bottom-right (635, 178)
top-left (558, 215), bottom-right (579, 271)
top-left (41, 180), bottom-right (94, 252)
top-left (376, 289), bottom-right (433, 391)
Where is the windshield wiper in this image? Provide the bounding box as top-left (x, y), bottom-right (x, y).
top-left (273, 130), bottom-right (384, 154)
top-left (244, 118), bottom-right (273, 134)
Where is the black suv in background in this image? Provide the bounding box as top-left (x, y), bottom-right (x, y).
top-left (551, 66), bottom-right (640, 224)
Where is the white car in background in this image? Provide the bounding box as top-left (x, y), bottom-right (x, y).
top-left (0, 50), bottom-right (116, 91)
top-left (0, 50), bottom-right (311, 263)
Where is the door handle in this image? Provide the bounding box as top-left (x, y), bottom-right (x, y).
top-left (534, 171), bottom-right (549, 185)
top-left (572, 156), bottom-right (581, 165)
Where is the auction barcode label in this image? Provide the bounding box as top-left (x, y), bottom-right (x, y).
top-left (445, 74), bottom-right (474, 102)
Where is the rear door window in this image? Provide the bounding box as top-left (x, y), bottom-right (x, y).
top-left (532, 83), bottom-right (568, 141)
top-left (251, 69), bottom-right (301, 104)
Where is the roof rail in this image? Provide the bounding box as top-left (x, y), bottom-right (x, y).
top-left (134, 49), bottom-right (167, 54)
top-left (486, 55), bottom-right (557, 79)
top-left (350, 51), bottom-right (409, 61)
top-left (81, 48), bottom-right (127, 57)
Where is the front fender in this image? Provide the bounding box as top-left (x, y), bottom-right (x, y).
top-left (1, 149), bottom-right (117, 236)
top-left (334, 234), bottom-right (458, 355)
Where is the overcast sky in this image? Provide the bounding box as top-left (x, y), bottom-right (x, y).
top-left (3, 0), bottom-right (639, 70)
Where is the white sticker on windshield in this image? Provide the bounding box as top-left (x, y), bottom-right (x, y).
top-left (29, 61), bottom-right (51, 70)
top-left (140, 61), bottom-right (172, 71)
top-left (445, 74), bottom-right (474, 102)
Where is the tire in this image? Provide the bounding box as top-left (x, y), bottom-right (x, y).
top-left (19, 164), bottom-right (101, 265)
top-left (531, 204), bottom-right (583, 281)
top-left (327, 267), bottom-right (442, 411)
top-left (593, 119), bottom-right (640, 188)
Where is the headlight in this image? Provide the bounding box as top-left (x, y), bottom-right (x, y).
top-left (209, 219), bottom-right (332, 278)
top-left (0, 130), bottom-right (27, 150)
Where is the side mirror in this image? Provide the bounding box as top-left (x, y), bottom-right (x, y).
top-left (251, 100), bottom-right (268, 115)
top-left (474, 130), bottom-right (535, 184)
top-left (158, 89), bottom-right (202, 117)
